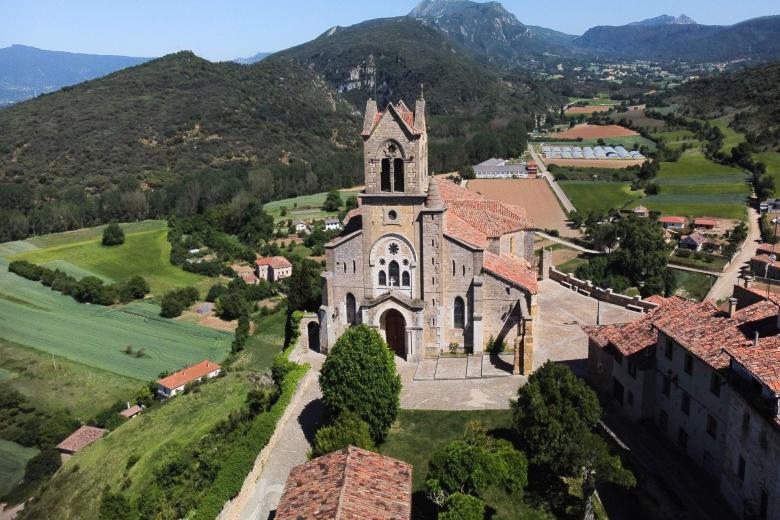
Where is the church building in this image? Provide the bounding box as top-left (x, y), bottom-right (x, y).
top-left (319, 96), bottom-right (539, 369)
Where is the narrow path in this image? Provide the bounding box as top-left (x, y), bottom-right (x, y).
top-left (706, 206), bottom-right (761, 302)
top-left (535, 231), bottom-right (600, 254)
top-left (529, 144), bottom-right (576, 213)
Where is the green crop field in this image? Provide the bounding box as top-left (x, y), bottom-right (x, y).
top-left (0, 261), bottom-right (231, 381)
top-left (755, 151), bottom-right (780, 188)
top-left (263, 189), bottom-right (356, 222)
top-left (7, 225), bottom-right (209, 296)
top-left (0, 340), bottom-right (139, 420)
top-left (635, 150), bottom-right (749, 219)
top-left (559, 181), bottom-right (643, 214)
top-left (712, 118), bottom-right (746, 155)
top-left (0, 439), bottom-right (39, 497)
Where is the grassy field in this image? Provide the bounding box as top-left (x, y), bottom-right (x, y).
top-left (671, 270), bottom-right (715, 302)
top-left (711, 118), bottom-right (746, 155)
top-left (634, 150), bottom-right (749, 219)
top-left (7, 224), bottom-right (209, 296)
top-left (263, 189), bottom-right (356, 223)
top-left (0, 261), bottom-right (231, 381)
top-left (559, 181), bottom-right (643, 214)
top-left (0, 439), bottom-right (39, 497)
top-left (617, 109), bottom-right (666, 130)
top-left (0, 340), bottom-right (139, 420)
top-left (20, 304), bottom-right (289, 519)
top-left (755, 151), bottom-right (780, 188)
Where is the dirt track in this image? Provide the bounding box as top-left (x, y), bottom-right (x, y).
top-left (467, 179), bottom-right (577, 237)
top-left (552, 124), bottom-right (638, 139)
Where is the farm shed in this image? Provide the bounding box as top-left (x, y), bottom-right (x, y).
top-left (56, 426), bottom-right (107, 456)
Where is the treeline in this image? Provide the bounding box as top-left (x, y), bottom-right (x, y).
top-left (9, 260), bottom-right (149, 305)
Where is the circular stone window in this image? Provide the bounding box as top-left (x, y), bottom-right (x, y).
top-left (388, 243), bottom-right (399, 255)
top-left (387, 210), bottom-right (397, 221)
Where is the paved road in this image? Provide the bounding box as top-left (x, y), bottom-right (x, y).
top-left (529, 144), bottom-right (576, 213)
top-left (706, 206), bottom-right (760, 302)
top-left (535, 231), bottom-right (600, 254)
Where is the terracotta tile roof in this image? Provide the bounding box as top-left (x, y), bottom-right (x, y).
top-left (482, 251), bottom-right (538, 294)
top-left (582, 323), bottom-right (624, 348)
top-left (757, 243), bottom-right (780, 256)
top-left (734, 299), bottom-right (779, 324)
top-left (694, 217), bottom-right (719, 226)
top-left (444, 212), bottom-right (488, 248)
top-left (725, 336), bottom-right (780, 394)
top-left (157, 360), bottom-right (221, 391)
top-left (240, 272), bottom-right (258, 284)
top-left (659, 216), bottom-right (685, 224)
top-left (644, 294), bottom-right (668, 305)
top-left (371, 102), bottom-right (416, 134)
top-left (275, 446), bottom-right (412, 520)
top-left (438, 179), bottom-right (530, 239)
top-left (119, 405), bottom-right (143, 418)
top-left (752, 253), bottom-right (780, 265)
top-left (56, 425), bottom-right (106, 453)
top-left (255, 256), bottom-right (292, 269)
top-left (652, 301), bottom-right (748, 369)
top-left (342, 208), bottom-right (361, 226)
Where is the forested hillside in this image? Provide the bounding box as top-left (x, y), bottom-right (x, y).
top-left (669, 62), bottom-right (780, 150)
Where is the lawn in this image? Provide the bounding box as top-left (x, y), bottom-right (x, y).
top-left (0, 339), bottom-right (140, 421)
top-left (0, 261), bottom-right (232, 381)
top-left (754, 151), bottom-right (780, 188)
top-left (671, 269), bottom-right (715, 302)
top-left (635, 150), bottom-right (749, 219)
top-left (0, 440), bottom-right (39, 497)
top-left (559, 181), bottom-right (643, 214)
top-left (8, 225), bottom-right (209, 296)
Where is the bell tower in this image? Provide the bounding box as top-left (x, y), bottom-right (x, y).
top-left (361, 96), bottom-right (428, 195)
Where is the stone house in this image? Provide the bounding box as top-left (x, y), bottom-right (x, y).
top-left (319, 96), bottom-right (538, 367)
top-left (293, 220), bottom-right (311, 234)
top-left (255, 256), bottom-right (293, 282)
top-left (323, 218), bottom-right (343, 231)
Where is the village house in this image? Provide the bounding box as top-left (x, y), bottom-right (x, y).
top-left (751, 254), bottom-right (780, 280)
top-left (694, 217), bottom-right (720, 230)
top-left (760, 198), bottom-right (780, 214)
top-left (583, 285), bottom-right (780, 520)
top-left (275, 446), bottom-right (412, 520)
top-left (255, 256), bottom-right (293, 282)
top-left (56, 425), bottom-right (106, 457)
top-left (119, 404), bottom-right (143, 419)
top-left (323, 217), bottom-right (343, 231)
top-left (632, 205), bottom-right (650, 218)
top-left (658, 216), bottom-right (686, 230)
top-left (679, 231), bottom-right (706, 251)
top-left (319, 95), bottom-right (538, 368)
top-left (231, 264), bottom-right (259, 285)
top-left (155, 360), bottom-right (222, 398)
top-left (293, 220), bottom-right (311, 234)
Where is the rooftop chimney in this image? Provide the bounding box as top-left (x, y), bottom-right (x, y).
top-left (754, 331), bottom-right (760, 347)
top-left (728, 297), bottom-right (737, 318)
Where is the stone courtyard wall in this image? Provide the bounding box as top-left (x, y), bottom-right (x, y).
top-left (549, 267), bottom-right (659, 313)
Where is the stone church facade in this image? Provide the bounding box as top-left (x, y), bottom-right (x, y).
top-left (319, 96), bottom-right (539, 368)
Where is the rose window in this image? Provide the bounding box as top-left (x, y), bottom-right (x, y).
top-left (388, 243), bottom-right (399, 255)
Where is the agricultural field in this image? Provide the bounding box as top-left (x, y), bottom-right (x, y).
top-left (559, 181), bottom-right (643, 214)
top-left (711, 117), bottom-right (746, 155)
top-left (633, 150), bottom-right (750, 220)
top-left (0, 340), bottom-right (139, 421)
top-left (754, 151), bottom-right (780, 187)
top-left (616, 109), bottom-right (667, 130)
top-left (0, 260), bottom-right (232, 381)
top-left (0, 439), bottom-right (38, 497)
top-left (263, 188), bottom-right (356, 223)
top-left (553, 124), bottom-right (638, 140)
top-left (7, 222), bottom-right (209, 296)
top-left (651, 129), bottom-right (702, 150)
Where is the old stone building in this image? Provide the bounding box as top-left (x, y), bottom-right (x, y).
top-left (319, 96), bottom-right (538, 366)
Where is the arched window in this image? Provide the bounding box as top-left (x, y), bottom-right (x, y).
top-left (402, 271), bottom-right (410, 287)
top-left (380, 159), bottom-right (391, 192)
top-left (389, 260), bottom-right (400, 287)
top-left (393, 158), bottom-right (404, 192)
top-left (378, 271), bottom-right (387, 286)
top-left (346, 293), bottom-right (356, 325)
top-left (453, 296), bottom-right (465, 329)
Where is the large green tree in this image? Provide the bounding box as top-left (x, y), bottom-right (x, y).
top-left (319, 325), bottom-right (401, 442)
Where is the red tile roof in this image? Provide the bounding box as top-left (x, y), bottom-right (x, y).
top-left (482, 251), bottom-right (538, 294)
top-left (56, 425), bottom-right (106, 453)
top-left (342, 208), bottom-right (361, 226)
top-left (119, 405), bottom-right (143, 418)
top-left (694, 217), bottom-right (719, 226)
top-left (757, 243), bottom-right (780, 256)
top-left (726, 336), bottom-right (780, 394)
top-left (644, 294), bottom-right (668, 306)
top-left (157, 360), bottom-right (221, 391)
top-left (734, 299), bottom-right (779, 324)
top-left (659, 216), bottom-right (685, 224)
top-left (255, 256), bottom-right (292, 269)
top-left (275, 446), bottom-right (412, 520)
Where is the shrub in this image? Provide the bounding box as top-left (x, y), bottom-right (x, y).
top-left (102, 223), bottom-right (125, 246)
top-left (232, 314), bottom-right (250, 352)
top-left (311, 411), bottom-right (376, 457)
top-left (99, 488), bottom-right (135, 520)
top-left (23, 447), bottom-right (61, 483)
top-left (439, 493), bottom-right (486, 520)
top-left (160, 287), bottom-right (199, 318)
top-left (206, 283), bottom-right (228, 302)
top-left (319, 325), bottom-right (401, 442)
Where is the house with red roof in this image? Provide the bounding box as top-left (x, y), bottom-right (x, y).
top-left (255, 256), bottom-right (292, 282)
top-left (658, 215), bottom-right (686, 230)
top-left (155, 360), bottom-right (222, 398)
top-left (276, 446), bottom-right (412, 520)
top-left (319, 95), bottom-right (538, 372)
top-left (584, 285), bottom-right (780, 519)
top-left (694, 217), bottom-right (719, 229)
top-left (679, 231), bottom-right (706, 251)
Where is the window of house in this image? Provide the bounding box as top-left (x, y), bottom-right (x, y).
top-left (453, 297), bottom-right (465, 329)
top-left (628, 360), bottom-right (637, 379)
top-left (402, 271), bottom-right (410, 287)
top-left (706, 415), bottom-right (717, 439)
top-left (662, 375), bottom-right (671, 397)
top-left (681, 393), bottom-right (690, 415)
top-left (710, 371), bottom-right (721, 397)
top-left (505, 287), bottom-right (511, 295)
top-left (677, 427), bottom-right (688, 451)
top-left (684, 353), bottom-right (693, 375)
top-left (737, 455), bottom-right (746, 481)
top-left (664, 341), bottom-right (673, 360)
top-left (378, 271), bottom-right (386, 286)
top-left (345, 293), bottom-right (356, 326)
top-left (659, 410), bottom-right (668, 432)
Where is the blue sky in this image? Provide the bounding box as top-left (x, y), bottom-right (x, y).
top-left (1, 0), bottom-right (777, 61)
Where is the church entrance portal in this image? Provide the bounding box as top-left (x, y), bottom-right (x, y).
top-left (381, 309), bottom-right (406, 359)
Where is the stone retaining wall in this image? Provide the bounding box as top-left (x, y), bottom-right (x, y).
top-left (549, 267), bottom-right (660, 313)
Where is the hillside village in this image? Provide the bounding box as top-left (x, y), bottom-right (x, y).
top-left (1, 1), bottom-right (780, 520)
